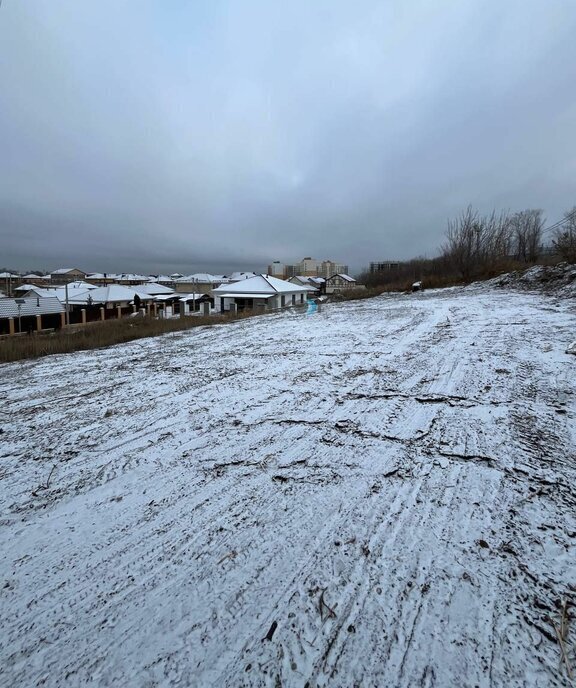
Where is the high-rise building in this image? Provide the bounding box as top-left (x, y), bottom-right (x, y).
top-left (320, 260), bottom-right (349, 278)
top-left (267, 257), bottom-right (350, 279)
top-left (369, 261), bottom-right (402, 273)
top-left (267, 261), bottom-right (286, 278)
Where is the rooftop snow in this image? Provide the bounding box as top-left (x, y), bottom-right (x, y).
top-left (328, 273), bottom-right (356, 281)
top-left (51, 268), bottom-right (85, 275)
top-left (213, 274), bottom-right (309, 295)
top-left (214, 292), bottom-right (276, 299)
top-left (175, 273), bottom-right (219, 283)
top-left (66, 285), bottom-right (153, 304)
top-left (0, 296), bottom-right (64, 318)
top-left (134, 283), bottom-right (174, 295)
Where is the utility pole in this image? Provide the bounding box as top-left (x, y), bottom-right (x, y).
top-left (65, 282), bottom-right (70, 325)
top-left (15, 298), bottom-right (25, 333)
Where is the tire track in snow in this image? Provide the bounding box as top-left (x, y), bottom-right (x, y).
top-left (1, 289), bottom-right (576, 687)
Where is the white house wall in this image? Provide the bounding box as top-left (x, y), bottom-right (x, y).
top-left (216, 292), bottom-right (307, 312)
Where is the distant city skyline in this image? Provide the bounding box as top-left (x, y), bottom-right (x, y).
top-left (1, 1), bottom-right (575, 274)
top-left (0, 258), bottom-right (356, 278)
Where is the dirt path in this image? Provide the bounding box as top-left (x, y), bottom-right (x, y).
top-left (1, 288), bottom-right (575, 687)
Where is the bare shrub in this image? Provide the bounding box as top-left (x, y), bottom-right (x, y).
top-left (510, 209), bottom-right (544, 262)
top-left (553, 207), bottom-right (576, 263)
top-left (442, 206), bottom-right (513, 279)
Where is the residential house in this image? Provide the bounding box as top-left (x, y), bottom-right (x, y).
top-left (179, 293), bottom-right (214, 314)
top-left (0, 297), bottom-right (65, 335)
top-left (13, 286), bottom-right (54, 299)
top-left (174, 273), bottom-right (224, 294)
top-left (15, 281), bottom-right (98, 302)
top-left (23, 273), bottom-right (50, 285)
top-left (212, 275), bottom-right (311, 312)
top-left (151, 292), bottom-right (213, 317)
top-left (115, 274), bottom-right (152, 285)
top-left (287, 276), bottom-right (325, 294)
top-left (50, 268), bottom-right (87, 284)
top-left (325, 274), bottom-right (365, 294)
top-left (134, 283), bottom-right (175, 296)
top-left (14, 284), bottom-right (45, 295)
top-left (0, 272), bottom-right (21, 297)
top-left (149, 275), bottom-right (176, 287)
top-left (228, 272), bottom-right (257, 282)
top-left (67, 285), bottom-right (154, 320)
top-left (85, 273), bottom-right (116, 285)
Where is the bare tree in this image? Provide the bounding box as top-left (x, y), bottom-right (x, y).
top-left (510, 209), bottom-right (544, 262)
top-left (482, 209), bottom-right (513, 266)
top-left (553, 207), bottom-right (576, 263)
top-left (443, 206), bottom-right (479, 280)
top-left (442, 206), bottom-right (513, 279)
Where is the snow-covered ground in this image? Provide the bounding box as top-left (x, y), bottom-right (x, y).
top-left (1, 287), bottom-right (575, 687)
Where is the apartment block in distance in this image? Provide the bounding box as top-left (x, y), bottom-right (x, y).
top-left (369, 261), bottom-right (402, 273)
top-left (268, 258), bottom-right (349, 280)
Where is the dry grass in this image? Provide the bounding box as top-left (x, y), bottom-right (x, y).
top-left (332, 287), bottom-right (390, 301)
top-left (359, 256), bottom-right (563, 294)
top-left (550, 598), bottom-right (573, 680)
top-left (332, 274), bottom-right (464, 302)
top-left (0, 311), bottom-right (257, 364)
top-left (347, 259), bottom-right (568, 302)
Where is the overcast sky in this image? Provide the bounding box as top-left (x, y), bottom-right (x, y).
top-left (1, 1), bottom-right (575, 275)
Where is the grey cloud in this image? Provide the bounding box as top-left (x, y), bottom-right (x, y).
top-left (1, 0), bottom-right (575, 275)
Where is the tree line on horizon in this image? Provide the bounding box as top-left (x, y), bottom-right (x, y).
top-left (359, 205), bottom-right (576, 288)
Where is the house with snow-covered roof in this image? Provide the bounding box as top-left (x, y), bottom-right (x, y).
top-left (60, 285), bottom-right (155, 320)
top-left (14, 284), bottom-right (45, 294)
top-left (178, 292), bottom-right (214, 313)
top-left (50, 268), bottom-right (87, 284)
top-left (114, 273), bottom-right (152, 285)
top-left (154, 275), bottom-right (176, 286)
top-left (0, 272), bottom-right (22, 296)
top-left (16, 281), bottom-right (99, 302)
top-left (135, 283), bottom-right (174, 295)
top-left (0, 297), bottom-right (65, 335)
top-left (212, 274), bottom-right (311, 312)
top-left (13, 286), bottom-right (54, 299)
top-left (325, 274), bottom-right (365, 294)
top-left (174, 273), bottom-right (224, 294)
top-left (23, 273), bottom-right (50, 282)
top-left (85, 273), bottom-right (116, 285)
top-left (287, 276), bottom-right (325, 294)
top-left (60, 281), bottom-right (98, 292)
top-left (228, 271), bottom-right (258, 283)
top-left (67, 285), bottom-right (153, 307)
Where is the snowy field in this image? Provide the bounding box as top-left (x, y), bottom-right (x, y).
top-left (1, 287), bottom-right (575, 687)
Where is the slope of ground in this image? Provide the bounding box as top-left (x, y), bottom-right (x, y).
top-left (481, 262), bottom-right (576, 298)
top-left (1, 287), bottom-right (575, 687)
